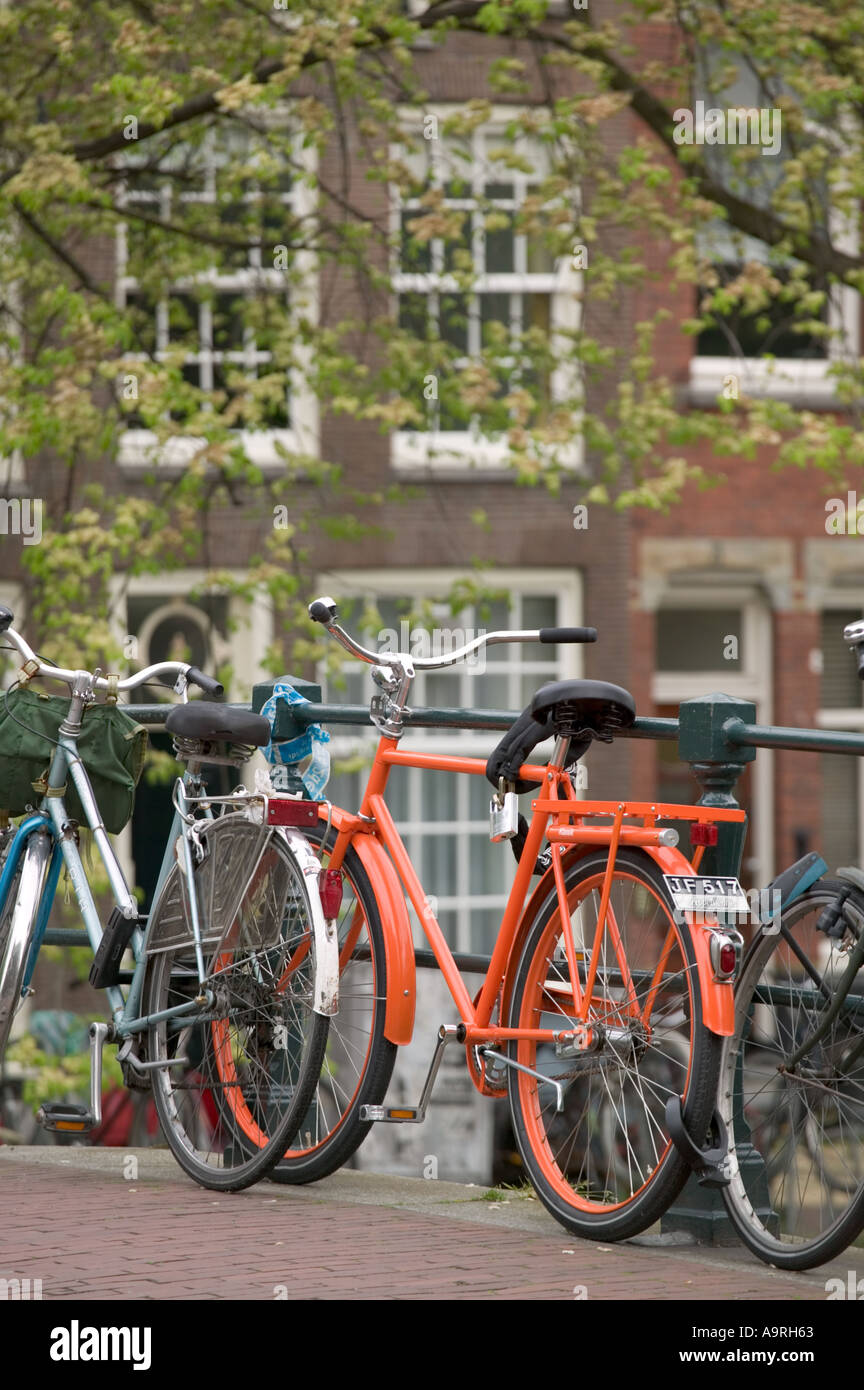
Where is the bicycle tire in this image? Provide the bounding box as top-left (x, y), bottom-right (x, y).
top-left (507, 847), bottom-right (722, 1240)
top-left (144, 815), bottom-right (329, 1191)
top-left (270, 821), bottom-right (396, 1184)
top-left (0, 834), bottom-right (52, 1057)
top-left (720, 880), bottom-right (864, 1269)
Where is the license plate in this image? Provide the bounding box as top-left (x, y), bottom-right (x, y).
top-left (663, 874), bottom-right (750, 916)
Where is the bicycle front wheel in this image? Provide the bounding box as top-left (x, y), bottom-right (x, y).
top-left (720, 881), bottom-right (864, 1269)
top-left (270, 821), bottom-right (396, 1184)
top-left (0, 834), bottom-right (52, 1057)
top-left (507, 848), bottom-right (721, 1241)
top-left (144, 816), bottom-right (329, 1191)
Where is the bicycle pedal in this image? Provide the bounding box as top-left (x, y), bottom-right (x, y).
top-left (36, 1102), bottom-right (97, 1135)
top-left (359, 1104), bottom-right (421, 1123)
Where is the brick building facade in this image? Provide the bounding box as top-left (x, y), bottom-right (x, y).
top-left (2, 9), bottom-right (861, 1176)
top-left (1, 16), bottom-right (858, 922)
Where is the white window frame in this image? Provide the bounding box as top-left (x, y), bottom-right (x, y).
top-left (0, 582), bottom-right (24, 689)
top-left (0, 274), bottom-right (30, 485)
top-left (405, 0), bottom-right (572, 13)
top-left (689, 206), bottom-right (860, 407)
top-left (390, 106), bottom-right (582, 477)
top-left (115, 125), bottom-right (318, 474)
top-left (815, 596), bottom-right (864, 867)
top-left (816, 596), bottom-right (864, 731)
top-left (109, 569), bottom-right (274, 879)
top-left (109, 568), bottom-right (273, 702)
top-left (0, 452), bottom-right (25, 487)
top-left (687, 62), bottom-right (860, 407)
top-left (319, 567), bottom-right (584, 952)
top-left (651, 587), bottom-right (774, 883)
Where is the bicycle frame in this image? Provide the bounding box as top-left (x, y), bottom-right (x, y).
top-left (322, 732), bottom-right (749, 1062)
top-left (0, 724), bottom-right (214, 1037)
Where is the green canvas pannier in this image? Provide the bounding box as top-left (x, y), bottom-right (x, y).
top-left (0, 688), bottom-right (148, 834)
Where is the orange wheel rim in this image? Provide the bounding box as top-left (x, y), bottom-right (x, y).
top-left (211, 951), bottom-right (269, 1149)
top-left (517, 871), bottom-right (694, 1213)
top-left (287, 898), bottom-right (374, 1158)
top-left (276, 932), bottom-right (311, 991)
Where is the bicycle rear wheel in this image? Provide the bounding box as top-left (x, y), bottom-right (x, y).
top-left (270, 821), bottom-right (396, 1184)
top-left (720, 881), bottom-right (864, 1269)
top-left (0, 834), bottom-right (52, 1057)
top-left (507, 848), bottom-right (721, 1240)
top-left (144, 816), bottom-right (329, 1191)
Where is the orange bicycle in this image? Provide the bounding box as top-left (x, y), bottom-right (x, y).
top-left (270, 596), bottom-right (747, 1240)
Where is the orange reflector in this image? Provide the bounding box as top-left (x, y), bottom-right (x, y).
top-left (55, 1121), bottom-right (86, 1131)
top-left (387, 1109), bottom-right (416, 1120)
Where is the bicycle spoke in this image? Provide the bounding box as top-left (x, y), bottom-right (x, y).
top-left (510, 851), bottom-right (711, 1234)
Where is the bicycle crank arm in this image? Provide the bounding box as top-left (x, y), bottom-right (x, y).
top-left (480, 1048), bottom-right (565, 1113)
top-left (360, 1024), bottom-right (459, 1123)
top-left (36, 1021), bottom-right (110, 1135)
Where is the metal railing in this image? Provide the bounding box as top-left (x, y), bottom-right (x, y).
top-left (44, 678), bottom-right (864, 1239)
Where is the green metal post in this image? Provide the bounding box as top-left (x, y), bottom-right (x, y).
top-left (251, 675), bottom-right (323, 1142)
top-left (677, 691), bottom-right (756, 879)
top-left (662, 692), bottom-right (758, 1243)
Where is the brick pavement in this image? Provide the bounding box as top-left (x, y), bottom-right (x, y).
top-left (0, 1148), bottom-right (847, 1301)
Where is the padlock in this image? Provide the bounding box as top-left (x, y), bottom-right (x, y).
top-left (489, 780), bottom-right (519, 842)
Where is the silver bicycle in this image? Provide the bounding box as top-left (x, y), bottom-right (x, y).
top-left (0, 606), bottom-right (336, 1190)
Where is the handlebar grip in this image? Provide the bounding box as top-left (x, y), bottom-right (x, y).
top-left (0, 606), bottom-right (13, 634)
top-left (186, 666), bottom-right (224, 698)
top-left (309, 596), bottom-right (338, 626)
top-left (539, 627), bottom-right (598, 644)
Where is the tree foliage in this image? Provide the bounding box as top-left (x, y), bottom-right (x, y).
top-left (0, 0), bottom-right (860, 667)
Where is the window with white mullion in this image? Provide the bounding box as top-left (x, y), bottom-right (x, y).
top-left (198, 298), bottom-right (213, 392)
top-left (819, 607), bottom-right (864, 871)
top-left (689, 51), bottom-right (860, 404)
top-left (116, 128), bottom-right (301, 446)
top-left (321, 577), bottom-right (579, 953)
top-left (394, 120), bottom-right (565, 461)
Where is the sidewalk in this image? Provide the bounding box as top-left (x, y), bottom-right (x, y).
top-left (0, 1146), bottom-right (855, 1300)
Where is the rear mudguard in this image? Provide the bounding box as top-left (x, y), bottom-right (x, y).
top-left (321, 806), bottom-right (415, 1046)
top-left (499, 844), bottom-right (734, 1038)
top-left (649, 845), bottom-right (735, 1037)
top-left (277, 827), bottom-right (341, 1017)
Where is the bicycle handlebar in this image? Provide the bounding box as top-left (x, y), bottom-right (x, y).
top-left (539, 627), bottom-right (598, 645)
top-left (0, 610), bottom-right (223, 698)
top-left (185, 666), bottom-right (225, 698)
top-left (308, 595), bottom-right (597, 672)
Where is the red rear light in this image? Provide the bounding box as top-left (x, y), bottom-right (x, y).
top-left (719, 941), bottom-right (737, 975)
top-left (319, 868), bottom-right (343, 919)
top-left (710, 932), bottom-right (739, 979)
top-left (690, 821), bottom-right (718, 847)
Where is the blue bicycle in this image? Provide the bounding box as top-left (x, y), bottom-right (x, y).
top-left (0, 606), bottom-right (335, 1189)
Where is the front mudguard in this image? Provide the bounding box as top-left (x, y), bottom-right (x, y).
top-left (649, 845), bottom-right (735, 1037)
top-left (319, 807), bottom-right (416, 1045)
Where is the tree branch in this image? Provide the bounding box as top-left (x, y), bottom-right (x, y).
top-left (12, 201), bottom-right (113, 302)
top-left (524, 17), bottom-right (864, 283)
